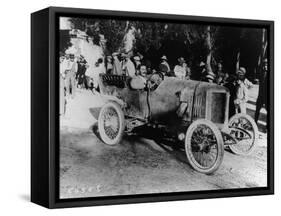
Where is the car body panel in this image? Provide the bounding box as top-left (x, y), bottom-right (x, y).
top-left (98, 74), bottom-right (230, 129)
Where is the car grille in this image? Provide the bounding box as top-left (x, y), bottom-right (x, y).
top-left (210, 92), bottom-right (227, 124)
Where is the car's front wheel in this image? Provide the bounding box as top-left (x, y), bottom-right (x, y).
top-left (185, 119), bottom-right (224, 174)
top-left (98, 101), bottom-right (125, 145)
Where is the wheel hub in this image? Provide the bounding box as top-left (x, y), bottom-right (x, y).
top-left (197, 139), bottom-right (211, 153)
top-left (104, 115), bottom-right (118, 131)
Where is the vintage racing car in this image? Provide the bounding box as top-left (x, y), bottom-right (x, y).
top-left (97, 74), bottom-right (258, 174)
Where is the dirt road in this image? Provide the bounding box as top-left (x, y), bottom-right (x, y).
top-left (59, 89), bottom-right (267, 199)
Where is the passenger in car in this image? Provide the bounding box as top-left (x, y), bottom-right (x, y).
top-left (146, 64), bottom-right (167, 90)
top-left (130, 64), bottom-right (148, 90)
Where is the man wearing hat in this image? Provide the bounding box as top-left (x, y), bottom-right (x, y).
top-left (76, 56), bottom-right (88, 89)
top-left (236, 67), bottom-right (253, 88)
top-left (174, 57), bottom-right (191, 80)
top-left (92, 58), bottom-right (106, 93)
top-left (159, 55), bottom-right (171, 72)
top-left (158, 63), bottom-right (169, 79)
top-left (112, 52), bottom-right (122, 75)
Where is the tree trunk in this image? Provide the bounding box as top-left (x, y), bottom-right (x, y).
top-left (236, 51), bottom-right (240, 72)
top-left (256, 28), bottom-right (267, 79)
top-left (206, 26), bottom-right (213, 74)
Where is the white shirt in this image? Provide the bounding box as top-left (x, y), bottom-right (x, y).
top-left (93, 63), bottom-right (106, 88)
top-left (60, 60), bottom-right (67, 77)
top-left (64, 60), bottom-right (78, 73)
top-left (174, 64), bottom-right (187, 80)
top-left (122, 59), bottom-right (136, 77)
top-left (236, 80), bottom-right (248, 102)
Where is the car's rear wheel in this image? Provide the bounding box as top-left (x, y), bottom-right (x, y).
top-left (98, 101), bottom-right (125, 145)
top-left (185, 119), bottom-right (224, 174)
top-left (228, 113), bottom-right (258, 155)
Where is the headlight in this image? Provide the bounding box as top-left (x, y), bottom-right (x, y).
top-left (178, 133), bottom-right (185, 141)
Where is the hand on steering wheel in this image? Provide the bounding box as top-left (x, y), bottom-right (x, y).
top-left (147, 73), bottom-right (163, 91)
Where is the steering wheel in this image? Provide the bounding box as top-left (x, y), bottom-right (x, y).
top-left (147, 73), bottom-right (163, 91)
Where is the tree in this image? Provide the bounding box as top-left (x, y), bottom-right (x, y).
top-left (69, 18), bottom-right (127, 55)
top-left (59, 30), bottom-right (71, 53)
top-left (66, 17), bottom-right (264, 80)
top-left (205, 26), bottom-right (213, 74)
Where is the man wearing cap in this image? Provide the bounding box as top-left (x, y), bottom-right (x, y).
top-left (234, 67), bottom-right (252, 114)
top-left (159, 55), bottom-right (171, 72)
top-left (121, 53), bottom-right (136, 77)
top-left (174, 57), bottom-right (191, 80)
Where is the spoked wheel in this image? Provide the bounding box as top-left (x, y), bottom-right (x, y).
top-left (98, 101), bottom-right (125, 145)
top-left (228, 113), bottom-right (258, 155)
top-left (185, 119), bottom-right (224, 174)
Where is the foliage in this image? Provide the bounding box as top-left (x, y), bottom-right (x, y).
top-left (69, 18), bottom-right (127, 54)
top-left (67, 17), bottom-right (265, 79)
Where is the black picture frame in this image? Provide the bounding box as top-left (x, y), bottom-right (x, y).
top-left (31, 6), bottom-right (274, 208)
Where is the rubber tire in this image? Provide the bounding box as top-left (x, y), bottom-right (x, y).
top-left (185, 119), bottom-right (224, 174)
top-left (228, 113), bottom-right (258, 155)
top-left (98, 101), bottom-right (125, 145)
